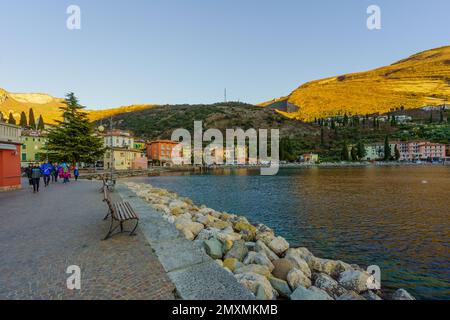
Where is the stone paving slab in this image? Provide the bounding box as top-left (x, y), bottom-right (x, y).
top-left (116, 182), bottom-right (255, 300)
top-left (0, 179), bottom-right (175, 300)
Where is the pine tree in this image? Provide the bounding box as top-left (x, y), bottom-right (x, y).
top-left (8, 112), bottom-right (16, 125)
top-left (37, 115), bottom-right (45, 131)
top-left (320, 127), bottom-right (325, 146)
top-left (440, 109), bottom-right (444, 123)
top-left (351, 146), bottom-right (358, 161)
top-left (384, 135), bottom-right (391, 161)
top-left (341, 141), bottom-right (350, 161)
top-left (357, 141), bottom-right (366, 160)
top-left (46, 93), bottom-right (105, 164)
top-left (343, 113), bottom-right (349, 126)
top-left (429, 111), bottom-right (433, 124)
top-left (29, 108), bottom-right (36, 129)
top-left (19, 111), bottom-right (27, 127)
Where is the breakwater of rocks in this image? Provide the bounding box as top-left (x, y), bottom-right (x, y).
top-left (125, 182), bottom-right (415, 301)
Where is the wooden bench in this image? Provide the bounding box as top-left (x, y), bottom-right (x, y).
top-left (102, 189), bottom-right (139, 240)
top-left (100, 175), bottom-right (116, 192)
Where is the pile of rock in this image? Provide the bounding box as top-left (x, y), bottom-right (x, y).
top-left (125, 182), bottom-right (415, 301)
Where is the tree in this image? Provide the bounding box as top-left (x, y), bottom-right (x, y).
top-left (280, 137), bottom-right (295, 162)
top-left (19, 111), bottom-right (27, 127)
top-left (384, 135), bottom-right (391, 161)
top-left (46, 93), bottom-right (105, 164)
top-left (429, 111), bottom-right (433, 124)
top-left (440, 108), bottom-right (444, 123)
top-left (320, 127), bottom-right (325, 146)
top-left (0, 112), bottom-right (4, 122)
top-left (394, 145), bottom-right (401, 161)
top-left (351, 146), bottom-right (358, 162)
top-left (37, 115), bottom-right (45, 131)
top-left (341, 141), bottom-right (350, 161)
top-left (29, 108), bottom-right (36, 129)
top-left (343, 113), bottom-right (349, 126)
top-left (8, 112), bottom-right (16, 125)
top-left (357, 141), bottom-right (366, 160)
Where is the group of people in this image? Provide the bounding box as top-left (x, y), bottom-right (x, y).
top-left (24, 161), bottom-right (80, 193)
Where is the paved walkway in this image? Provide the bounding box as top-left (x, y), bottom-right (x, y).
top-left (0, 179), bottom-right (175, 300)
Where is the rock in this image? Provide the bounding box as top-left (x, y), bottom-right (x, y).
top-left (175, 219), bottom-right (204, 240)
top-left (337, 291), bottom-right (366, 300)
top-left (287, 268), bottom-right (312, 290)
top-left (215, 259), bottom-right (224, 267)
top-left (196, 228), bottom-right (220, 241)
top-left (284, 250), bottom-right (312, 278)
top-left (272, 259), bottom-right (295, 281)
top-left (362, 291), bottom-right (382, 300)
top-left (222, 240), bottom-right (234, 253)
top-left (267, 237), bottom-right (289, 256)
top-left (392, 289), bottom-right (415, 300)
top-left (255, 240), bottom-right (279, 261)
top-left (243, 252), bottom-right (275, 271)
top-left (338, 270), bottom-right (370, 293)
top-left (224, 240), bottom-right (248, 262)
top-left (308, 257), bottom-right (353, 278)
top-left (223, 258), bottom-right (243, 272)
top-left (220, 212), bottom-right (233, 221)
top-left (255, 231), bottom-right (276, 245)
top-left (290, 286), bottom-right (333, 300)
top-left (195, 214), bottom-right (213, 226)
top-left (313, 273), bottom-right (347, 299)
top-left (268, 276), bottom-right (292, 298)
top-left (204, 239), bottom-right (224, 260)
top-left (245, 242), bottom-right (256, 251)
top-left (215, 231), bottom-right (242, 243)
top-left (235, 264), bottom-right (272, 277)
top-left (208, 219), bottom-right (231, 230)
top-left (235, 272), bottom-right (276, 300)
top-left (233, 221), bottom-right (257, 241)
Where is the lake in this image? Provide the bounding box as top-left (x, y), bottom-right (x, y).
top-left (131, 166), bottom-right (450, 300)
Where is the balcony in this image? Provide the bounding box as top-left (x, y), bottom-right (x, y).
top-left (0, 123), bottom-right (21, 145)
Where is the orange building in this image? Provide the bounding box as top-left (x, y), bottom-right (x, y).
top-left (147, 140), bottom-right (182, 165)
top-left (0, 122), bottom-right (22, 191)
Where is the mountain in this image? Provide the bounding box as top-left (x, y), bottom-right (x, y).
top-left (93, 102), bottom-right (318, 141)
top-left (0, 88), bottom-right (158, 124)
top-left (261, 46), bottom-right (450, 121)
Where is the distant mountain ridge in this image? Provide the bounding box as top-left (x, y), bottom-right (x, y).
top-left (261, 45), bottom-right (450, 121)
top-left (0, 88), bottom-right (158, 124)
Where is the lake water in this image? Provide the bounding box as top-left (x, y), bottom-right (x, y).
top-left (131, 166), bottom-right (450, 300)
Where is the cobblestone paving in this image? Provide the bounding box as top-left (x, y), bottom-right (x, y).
top-left (0, 179), bottom-right (175, 300)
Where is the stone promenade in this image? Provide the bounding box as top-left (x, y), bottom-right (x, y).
top-left (0, 179), bottom-right (175, 300)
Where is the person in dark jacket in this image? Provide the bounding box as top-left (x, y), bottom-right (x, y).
top-left (74, 166), bottom-right (79, 181)
top-left (31, 163), bottom-right (42, 193)
top-left (24, 164), bottom-right (33, 186)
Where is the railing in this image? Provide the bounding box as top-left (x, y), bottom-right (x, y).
top-left (0, 123), bottom-right (21, 144)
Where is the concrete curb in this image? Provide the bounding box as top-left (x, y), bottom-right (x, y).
top-left (116, 183), bottom-right (255, 300)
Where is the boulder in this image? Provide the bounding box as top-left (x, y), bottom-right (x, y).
top-left (287, 268), bottom-right (312, 290)
top-left (245, 242), bottom-right (256, 252)
top-left (208, 219), bottom-right (231, 230)
top-left (235, 272), bottom-right (276, 300)
top-left (222, 240), bottom-right (234, 253)
top-left (223, 258), bottom-right (243, 272)
top-left (392, 289), bottom-right (415, 300)
top-left (233, 221), bottom-right (257, 242)
top-left (215, 259), bottom-right (224, 267)
top-left (284, 250), bottom-right (312, 278)
top-left (267, 237), bottom-right (289, 256)
top-left (195, 214), bottom-right (213, 226)
top-left (308, 257), bottom-right (353, 278)
top-left (235, 264), bottom-right (272, 278)
top-left (362, 291), bottom-right (383, 300)
top-left (338, 270), bottom-right (370, 293)
top-left (272, 259), bottom-right (295, 281)
top-left (255, 240), bottom-right (279, 261)
top-left (243, 252), bottom-right (275, 271)
top-left (314, 273), bottom-right (347, 299)
top-left (290, 286), bottom-right (333, 300)
top-left (268, 276), bottom-right (292, 298)
top-left (203, 239), bottom-right (224, 260)
top-left (224, 240), bottom-right (248, 262)
top-left (255, 231), bottom-right (276, 245)
top-left (337, 291), bottom-right (366, 300)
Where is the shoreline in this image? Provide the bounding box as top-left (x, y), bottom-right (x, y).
top-left (124, 181), bottom-right (416, 301)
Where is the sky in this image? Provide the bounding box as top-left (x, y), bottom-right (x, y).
top-left (0, 0), bottom-right (449, 109)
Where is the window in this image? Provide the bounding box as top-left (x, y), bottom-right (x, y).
top-left (22, 153), bottom-right (26, 161)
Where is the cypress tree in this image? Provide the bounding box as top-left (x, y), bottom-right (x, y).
top-left (357, 141), bottom-right (366, 160)
top-left (341, 141), bottom-right (350, 161)
top-left (8, 112), bottom-right (16, 125)
top-left (46, 92), bottom-right (105, 164)
top-left (394, 145), bottom-right (401, 161)
top-left (37, 115), bottom-right (45, 130)
top-left (29, 108), bottom-right (36, 129)
top-left (351, 146), bottom-right (358, 161)
top-left (320, 127), bottom-right (325, 146)
top-left (384, 135), bottom-right (391, 161)
top-left (19, 111), bottom-right (27, 127)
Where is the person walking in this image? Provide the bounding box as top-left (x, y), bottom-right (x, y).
top-left (61, 163), bottom-right (70, 183)
top-left (41, 161), bottom-right (52, 187)
top-left (24, 164), bottom-right (33, 187)
top-left (73, 166), bottom-right (79, 181)
top-left (31, 164), bottom-right (42, 193)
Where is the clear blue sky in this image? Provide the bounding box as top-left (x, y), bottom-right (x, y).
top-left (0, 0), bottom-right (449, 109)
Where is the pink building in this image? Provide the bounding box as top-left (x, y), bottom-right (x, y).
top-left (393, 141), bottom-right (446, 161)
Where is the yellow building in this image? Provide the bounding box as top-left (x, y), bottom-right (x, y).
top-left (20, 131), bottom-right (48, 167)
top-left (133, 140), bottom-right (146, 151)
top-left (104, 148), bottom-right (146, 170)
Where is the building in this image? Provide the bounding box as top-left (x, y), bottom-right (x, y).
top-left (147, 140), bottom-right (187, 165)
top-left (133, 140), bottom-right (146, 151)
top-left (365, 141), bottom-right (447, 161)
top-left (300, 153), bottom-right (319, 163)
top-left (20, 130), bottom-right (48, 167)
top-left (103, 130), bottom-right (147, 170)
top-left (0, 122), bottom-right (22, 191)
